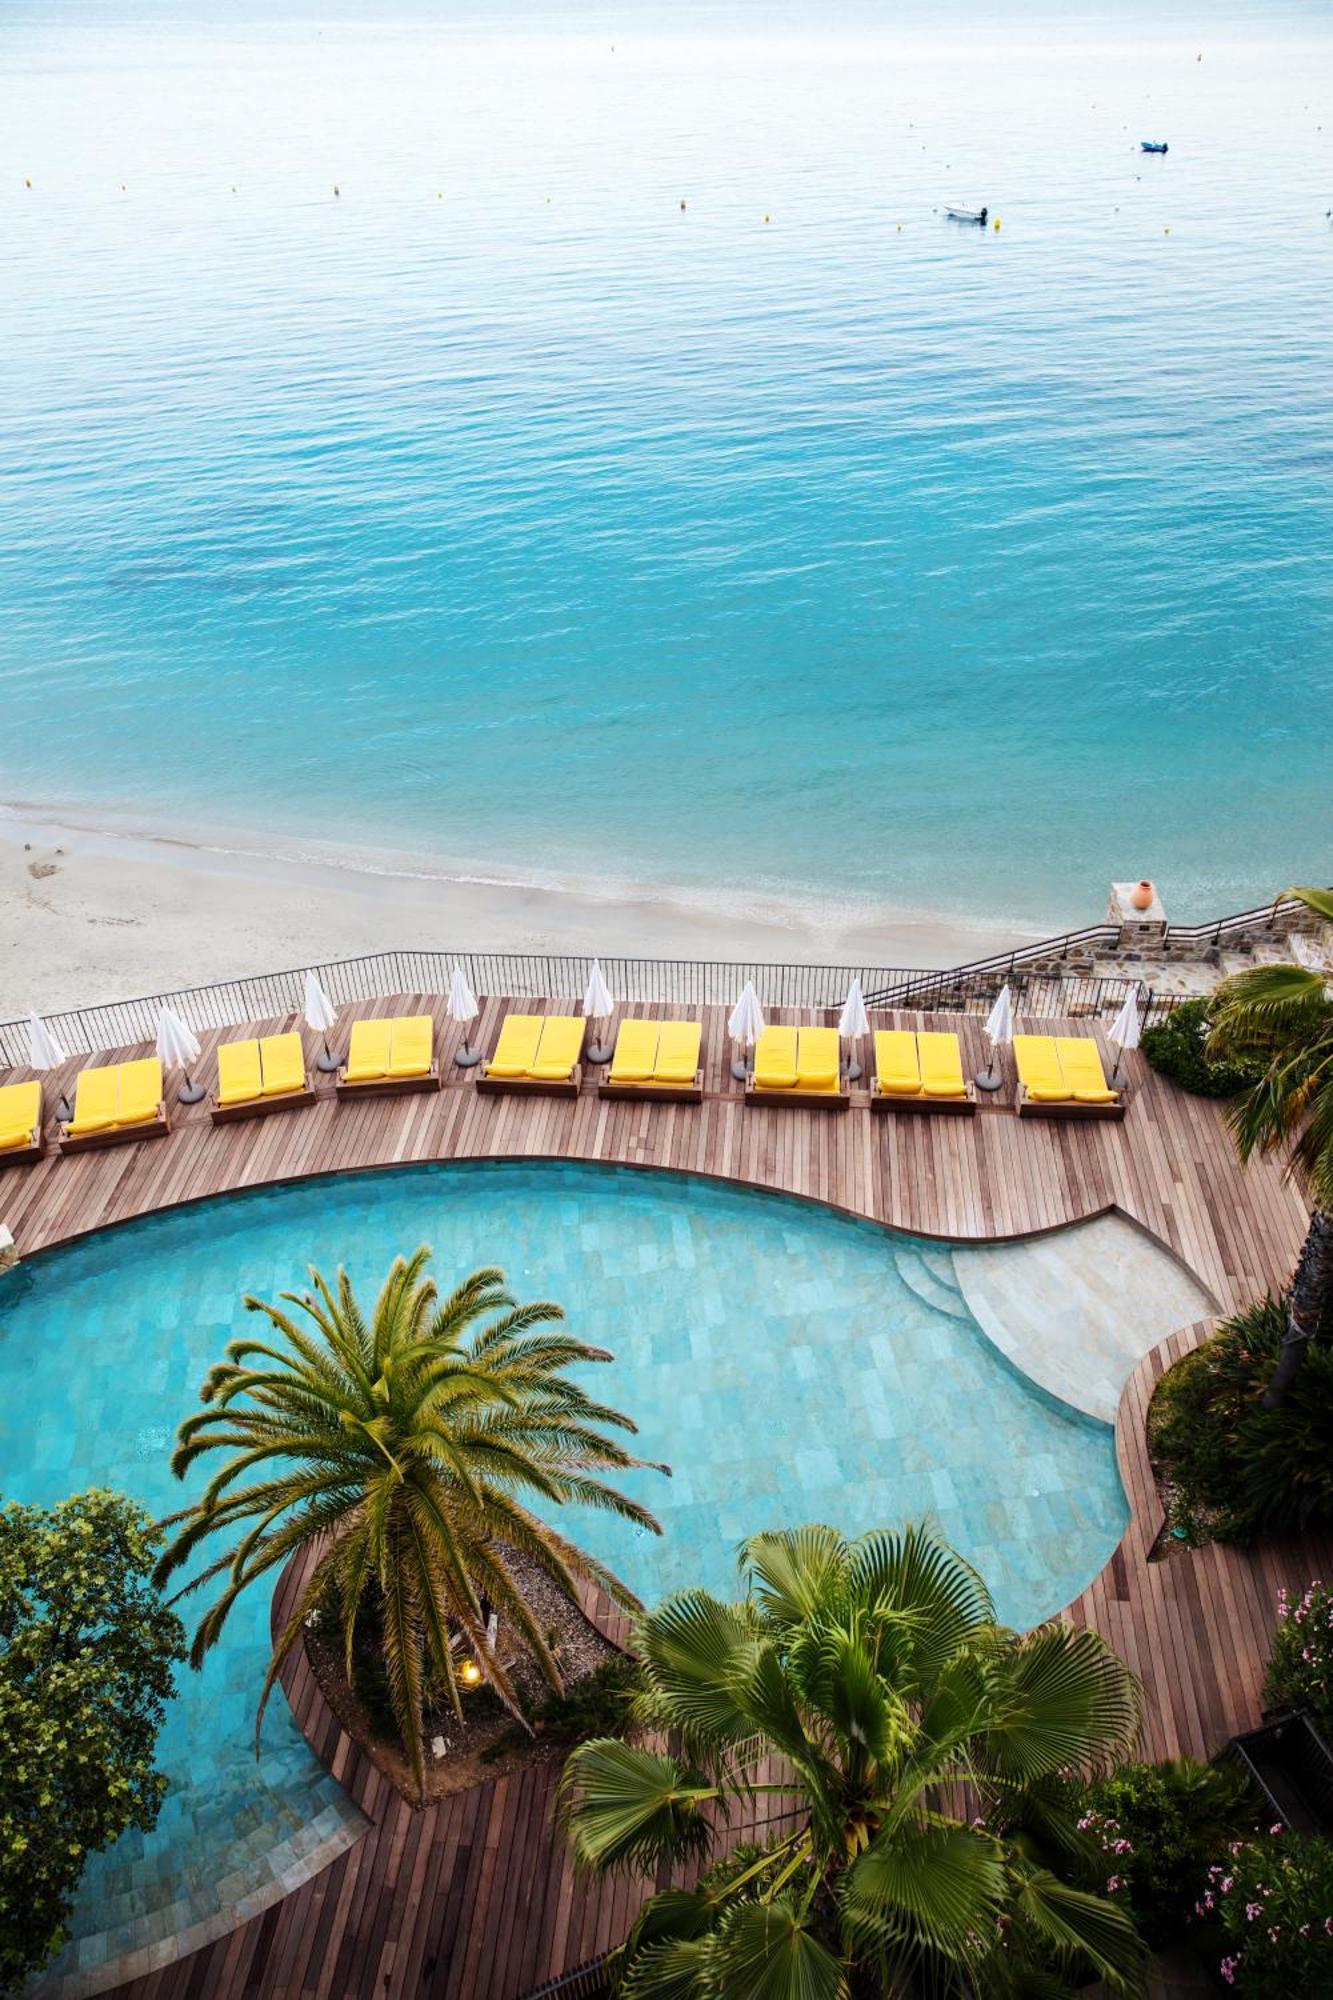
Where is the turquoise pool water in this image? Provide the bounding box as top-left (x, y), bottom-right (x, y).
top-left (3, 2), bottom-right (1332, 930)
top-left (2, 1160), bottom-right (1126, 1990)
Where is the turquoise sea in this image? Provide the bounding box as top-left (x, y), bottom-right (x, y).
top-left (1, 0), bottom-right (1331, 935)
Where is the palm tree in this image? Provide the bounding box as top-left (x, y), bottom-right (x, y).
top-left (156, 1251), bottom-right (665, 1791)
top-left (560, 1523), bottom-right (1146, 1998)
top-left (1207, 886), bottom-right (1333, 1407)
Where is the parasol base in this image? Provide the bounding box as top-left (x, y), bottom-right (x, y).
top-left (178, 1081), bottom-right (206, 1105)
top-left (974, 1067), bottom-right (1005, 1093)
top-left (454, 1044), bottom-right (483, 1068)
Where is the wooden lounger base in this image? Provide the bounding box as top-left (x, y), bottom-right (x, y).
top-left (744, 1084), bottom-right (850, 1112)
top-left (60, 1109), bottom-right (171, 1154)
top-left (870, 1088), bottom-right (977, 1116)
top-left (1016, 1086), bottom-right (1126, 1121)
top-left (210, 1083), bottom-right (318, 1125)
top-left (0, 1132), bottom-right (45, 1166)
top-left (476, 1068), bottom-right (582, 1100)
top-left (598, 1074), bottom-right (703, 1105)
top-left (335, 1065), bottom-right (444, 1102)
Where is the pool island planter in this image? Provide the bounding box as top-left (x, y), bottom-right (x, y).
top-left (59, 1105), bottom-right (171, 1153)
top-left (209, 1079), bottom-right (318, 1124)
top-left (335, 1064), bottom-right (444, 1101)
top-left (1015, 1084), bottom-right (1127, 1121)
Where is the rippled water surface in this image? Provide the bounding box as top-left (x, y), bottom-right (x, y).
top-left (2, 0), bottom-right (1331, 930)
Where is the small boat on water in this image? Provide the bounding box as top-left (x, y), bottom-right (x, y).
top-left (1140, 140), bottom-right (1169, 154)
top-left (945, 204), bottom-right (988, 224)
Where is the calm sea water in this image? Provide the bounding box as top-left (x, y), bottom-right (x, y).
top-left (1, 1), bottom-right (1331, 933)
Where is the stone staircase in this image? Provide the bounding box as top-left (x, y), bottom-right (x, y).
top-left (893, 1244), bottom-right (971, 1321)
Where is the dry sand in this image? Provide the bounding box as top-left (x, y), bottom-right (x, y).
top-left (0, 813), bottom-right (1042, 1020)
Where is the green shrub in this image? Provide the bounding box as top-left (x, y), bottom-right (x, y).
top-left (482, 1656), bottom-right (640, 1764)
top-left (1141, 997), bottom-right (1266, 1098)
top-left (1263, 1580), bottom-right (1333, 1734)
top-left (1148, 1295), bottom-right (1333, 1543)
top-left (1200, 1829), bottom-right (1333, 1995)
top-left (1077, 1759), bottom-right (1257, 1949)
top-left (0, 1490), bottom-right (185, 1989)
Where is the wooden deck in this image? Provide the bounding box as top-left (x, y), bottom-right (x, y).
top-left (1, 992), bottom-right (1320, 2000)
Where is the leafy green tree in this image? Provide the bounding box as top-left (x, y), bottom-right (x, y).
top-left (157, 1252), bottom-right (664, 1793)
top-left (1208, 886), bottom-right (1333, 1406)
top-left (0, 1489), bottom-right (184, 1989)
top-left (560, 1523), bottom-right (1147, 1998)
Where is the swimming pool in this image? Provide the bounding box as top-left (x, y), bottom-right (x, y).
top-left (2, 1159), bottom-right (1127, 1993)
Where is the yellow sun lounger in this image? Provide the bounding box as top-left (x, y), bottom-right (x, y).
top-left (747, 1024), bottom-right (848, 1110)
top-left (477, 1013), bottom-right (584, 1098)
top-left (212, 1032), bottom-right (315, 1124)
top-left (599, 1019), bottom-right (703, 1102)
top-left (870, 1029), bottom-right (976, 1115)
top-left (1014, 1034), bottom-right (1124, 1120)
top-left (61, 1058), bottom-right (169, 1153)
top-left (337, 1015), bottom-right (441, 1099)
top-left (0, 1080), bottom-right (44, 1164)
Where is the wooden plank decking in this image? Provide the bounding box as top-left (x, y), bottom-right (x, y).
top-left (1, 992), bottom-right (1319, 2000)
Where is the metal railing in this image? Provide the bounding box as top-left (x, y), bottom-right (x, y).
top-left (0, 949), bottom-right (1170, 1069)
top-left (519, 1960), bottom-right (610, 2000)
top-left (880, 888), bottom-right (1328, 992)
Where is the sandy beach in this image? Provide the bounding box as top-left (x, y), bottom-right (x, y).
top-left (0, 812), bottom-right (1043, 1021)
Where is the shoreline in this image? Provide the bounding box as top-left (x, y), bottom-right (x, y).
top-left (0, 807), bottom-right (1047, 1019)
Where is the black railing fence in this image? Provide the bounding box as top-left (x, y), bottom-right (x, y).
top-left (0, 949), bottom-right (1173, 1070)
top-left (519, 1961), bottom-right (611, 2000)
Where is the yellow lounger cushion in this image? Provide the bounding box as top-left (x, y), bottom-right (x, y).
top-left (345, 1019), bottom-right (393, 1083)
top-left (796, 1026), bottom-right (840, 1091)
top-left (117, 1059), bottom-right (163, 1125)
top-left (260, 1033), bottom-right (306, 1096)
top-left (0, 1081), bottom-right (41, 1149)
top-left (655, 1021), bottom-right (701, 1083)
top-left (609, 1019), bottom-right (658, 1083)
top-left (67, 1064), bottom-right (122, 1136)
top-left (217, 1039), bottom-right (263, 1106)
top-left (530, 1016), bottom-right (584, 1081)
top-left (918, 1031), bottom-right (967, 1099)
top-left (1013, 1035), bottom-right (1070, 1103)
top-left (488, 1015), bottom-right (544, 1078)
top-left (387, 1016), bottom-right (433, 1080)
top-left (874, 1030), bottom-right (922, 1095)
top-left (1056, 1037), bottom-right (1119, 1104)
top-left (753, 1026), bottom-right (799, 1090)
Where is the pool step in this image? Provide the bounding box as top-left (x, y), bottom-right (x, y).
top-left (894, 1246), bottom-right (971, 1321)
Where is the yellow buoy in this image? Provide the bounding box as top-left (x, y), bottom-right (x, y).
top-left (1164, 226), bottom-right (1170, 234)
top-left (993, 217), bottom-right (1001, 230)
top-left (680, 199), bottom-right (686, 210)
top-left (896, 223), bottom-right (902, 232)
top-left (764, 212), bottom-right (770, 223)
top-left (25, 177), bottom-right (31, 188)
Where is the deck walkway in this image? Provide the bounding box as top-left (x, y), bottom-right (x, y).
top-left (1, 992), bottom-right (1321, 2000)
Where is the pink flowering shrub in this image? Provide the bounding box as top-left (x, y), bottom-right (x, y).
top-left (1078, 1757), bottom-right (1255, 1948)
top-left (1264, 1580), bottom-right (1333, 1735)
top-left (1203, 1829), bottom-right (1333, 1995)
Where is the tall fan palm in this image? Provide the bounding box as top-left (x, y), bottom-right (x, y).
top-left (560, 1523), bottom-right (1145, 1998)
top-left (1208, 885), bottom-right (1333, 1407)
top-left (156, 1251), bottom-right (665, 1791)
